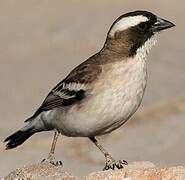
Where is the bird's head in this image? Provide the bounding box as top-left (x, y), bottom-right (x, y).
top-left (105, 10), bottom-right (175, 57)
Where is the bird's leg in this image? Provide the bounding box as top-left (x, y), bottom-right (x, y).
top-left (47, 129), bottom-right (60, 164)
top-left (89, 137), bottom-right (128, 170)
top-left (41, 129), bottom-right (62, 166)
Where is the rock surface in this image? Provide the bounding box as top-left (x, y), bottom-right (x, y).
top-left (85, 164), bottom-right (185, 180)
top-left (4, 161), bottom-right (185, 180)
top-left (4, 162), bottom-right (76, 180)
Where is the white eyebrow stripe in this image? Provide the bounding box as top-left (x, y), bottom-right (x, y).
top-left (109, 15), bottom-right (149, 36)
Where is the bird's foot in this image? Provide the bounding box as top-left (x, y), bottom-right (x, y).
top-left (41, 153), bottom-right (63, 166)
top-left (103, 155), bottom-right (128, 170)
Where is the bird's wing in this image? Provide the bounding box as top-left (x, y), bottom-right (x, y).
top-left (26, 62), bottom-right (102, 121)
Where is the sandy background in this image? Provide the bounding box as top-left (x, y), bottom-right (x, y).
top-left (0, 0), bottom-right (184, 177)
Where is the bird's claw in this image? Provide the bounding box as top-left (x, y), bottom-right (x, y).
top-left (41, 154), bottom-right (63, 166)
top-left (103, 155), bottom-right (128, 170)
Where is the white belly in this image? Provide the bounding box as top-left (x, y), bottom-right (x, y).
top-left (53, 59), bottom-right (147, 137)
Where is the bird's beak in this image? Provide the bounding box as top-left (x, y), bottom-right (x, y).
top-left (152, 17), bottom-right (175, 32)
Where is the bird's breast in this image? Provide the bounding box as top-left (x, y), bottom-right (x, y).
top-left (57, 58), bottom-right (147, 137)
top-left (90, 58), bottom-right (147, 128)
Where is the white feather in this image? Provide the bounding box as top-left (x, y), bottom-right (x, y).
top-left (52, 82), bottom-right (87, 98)
top-left (136, 34), bottom-right (157, 60)
top-left (52, 91), bottom-right (75, 99)
top-left (110, 15), bottom-right (148, 36)
top-left (62, 82), bottom-right (87, 91)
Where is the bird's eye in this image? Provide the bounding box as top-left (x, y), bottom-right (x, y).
top-left (138, 23), bottom-right (148, 31)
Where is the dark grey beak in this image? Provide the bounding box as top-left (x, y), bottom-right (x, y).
top-left (153, 17), bottom-right (175, 32)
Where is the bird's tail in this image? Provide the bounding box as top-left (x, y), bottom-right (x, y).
top-left (4, 128), bottom-right (35, 149)
top-left (4, 117), bottom-right (37, 149)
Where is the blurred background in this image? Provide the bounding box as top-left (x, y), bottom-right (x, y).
top-left (0, 0), bottom-right (184, 177)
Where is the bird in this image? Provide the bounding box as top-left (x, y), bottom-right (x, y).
top-left (4, 10), bottom-right (175, 170)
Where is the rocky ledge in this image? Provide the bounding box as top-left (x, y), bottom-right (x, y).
top-left (4, 161), bottom-right (185, 180)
